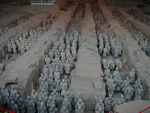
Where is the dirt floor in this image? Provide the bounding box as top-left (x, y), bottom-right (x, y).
top-left (0, 0), bottom-right (150, 113)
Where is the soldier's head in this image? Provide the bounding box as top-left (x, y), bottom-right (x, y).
top-left (64, 75), bottom-right (68, 79)
top-left (64, 97), bottom-right (68, 102)
top-left (41, 102), bottom-right (44, 107)
top-left (109, 94), bottom-right (112, 98)
top-left (27, 96), bottom-right (30, 100)
top-left (131, 68), bottom-right (135, 73)
top-left (98, 96), bottom-right (102, 103)
top-left (137, 77), bottom-right (141, 82)
top-left (16, 93), bottom-right (19, 98)
top-left (120, 94), bottom-right (124, 98)
top-left (32, 89), bottom-right (35, 93)
top-left (116, 67), bottom-right (119, 71)
top-left (53, 89), bottom-right (56, 93)
top-left (62, 79), bottom-right (65, 82)
top-left (41, 88), bottom-right (44, 92)
top-left (49, 95), bottom-right (52, 99)
top-left (45, 54), bottom-right (48, 58)
top-left (126, 76), bottom-right (129, 80)
top-left (7, 92), bottom-right (9, 96)
top-left (39, 96), bottom-right (42, 101)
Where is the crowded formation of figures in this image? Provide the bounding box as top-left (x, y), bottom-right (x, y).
top-left (111, 8), bottom-right (150, 57)
top-left (0, 30), bottom-right (145, 113)
top-left (127, 8), bottom-right (150, 27)
top-left (98, 32), bottom-right (144, 113)
top-left (6, 19), bottom-right (52, 55)
top-left (0, 86), bottom-right (85, 113)
top-left (0, 15), bottom-right (31, 36)
top-left (0, 31), bottom-right (84, 113)
top-left (138, 38), bottom-right (150, 57)
top-left (98, 33), bottom-right (123, 58)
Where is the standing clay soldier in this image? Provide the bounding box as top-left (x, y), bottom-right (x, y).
top-left (104, 67), bottom-right (111, 80)
top-left (94, 96), bottom-right (104, 113)
top-left (115, 59), bottom-right (122, 70)
top-left (61, 51), bottom-right (66, 60)
top-left (99, 38), bottom-right (104, 55)
top-left (65, 62), bottom-right (71, 74)
top-left (72, 48), bottom-right (77, 60)
top-left (102, 59), bottom-right (108, 69)
top-left (68, 55), bottom-right (74, 68)
top-left (122, 77), bottom-right (130, 92)
top-left (27, 100), bottom-right (36, 113)
top-left (39, 73), bottom-right (44, 85)
top-left (10, 100), bottom-right (19, 113)
top-left (49, 51), bottom-right (54, 60)
top-left (63, 91), bottom-right (72, 104)
top-left (60, 79), bottom-right (68, 97)
top-left (19, 36), bottom-right (23, 43)
top-left (51, 90), bottom-right (60, 102)
top-left (105, 44), bottom-right (110, 56)
top-left (43, 80), bottom-right (49, 94)
top-left (54, 70), bottom-right (60, 81)
top-left (64, 75), bottom-right (70, 88)
top-left (16, 97), bottom-right (25, 113)
top-left (117, 94), bottom-right (125, 105)
top-left (43, 65), bottom-right (49, 76)
top-left (16, 39), bottom-right (21, 52)
top-left (134, 87), bottom-right (143, 100)
top-left (124, 84), bottom-right (133, 101)
top-left (45, 55), bottom-right (50, 65)
top-left (25, 40), bottom-right (30, 51)
top-left (108, 59), bottom-right (115, 71)
top-left (38, 102), bottom-right (47, 113)
top-left (133, 78), bottom-right (144, 100)
top-left (133, 78), bottom-right (142, 92)
top-left (55, 78), bottom-right (61, 92)
top-left (75, 97), bottom-right (85, 113)
top-left (12, 42), bottom-right (17, 54)
top-left (29, 31), bottom-right (34, 38)
top-left (106, 76), bottom-right (116, 96)
top-left (95, 102), bottom-right (104, 113)
top-left (61, 97), bottom-right (71, 113)
top-left (103, 48), bottom-right (108, 57)
top-left (113, 48), bottom-right (119, 58)
top-left (20, 45), bottom-right (25, 54)
top-left (113, 71), bottom-right (122, 92)
top-left (7, 41), bottom-right (12, 53)
top-left (60, 103), bottom-right (70, 113)
top-left (47, 95), bottom-right (53, 107)
top-left (104, 95), bottom-right (114, 112)
top-left (47, 76), bottom-right (54, 91)
top-left (48, 97), bottom-right (58, 113)
top-left (41, 89), bottom-right (48, 103)
top-left (129, 68), bottom-right (135, 84)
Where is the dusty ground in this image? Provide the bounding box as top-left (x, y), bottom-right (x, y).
top-left (0, 0), bottom-right (150, 112)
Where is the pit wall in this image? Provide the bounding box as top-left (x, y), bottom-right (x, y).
top-left (121, 35), bottom-right (150, 100)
